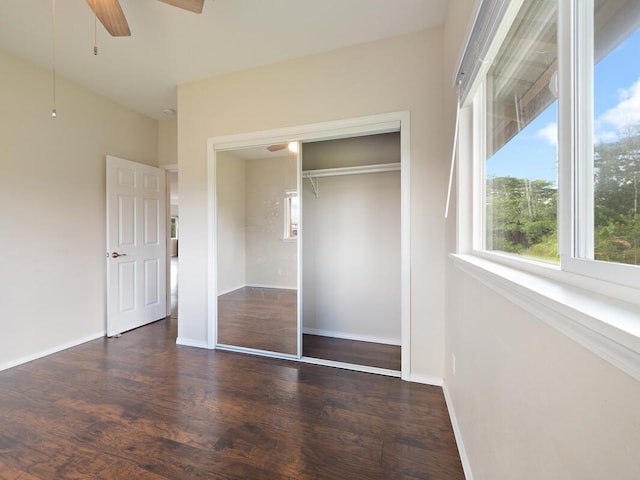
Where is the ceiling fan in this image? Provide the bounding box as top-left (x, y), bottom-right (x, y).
top-left (267, 142), bottom-right (300, 154)
top-left (267, 144), bottom-right (289, 152)
top-left (86, 0), bottom-right (205, 37)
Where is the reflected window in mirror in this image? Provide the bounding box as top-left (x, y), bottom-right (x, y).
top-left (170, 216), bottom-right (179, 239)
top-left (284, 191), bottom-right (299, 239)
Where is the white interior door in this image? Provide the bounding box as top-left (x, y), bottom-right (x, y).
top-left (106, 155), bottom-right (167, 336)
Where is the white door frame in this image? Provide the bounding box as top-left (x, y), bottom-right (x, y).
top-left (206, 111), bottom-right (411, 380)
top-left (162, 164), bottom-right (178, 317)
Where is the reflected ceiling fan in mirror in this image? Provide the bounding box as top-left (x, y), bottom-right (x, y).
top-left (86, 0), bottom-right (205, 37)
top-left (267, 142), bottom-right (299, 153)
top-left (267, 144), bottom-right (289, 152)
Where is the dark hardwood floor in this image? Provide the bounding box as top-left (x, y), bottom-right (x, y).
top-left (217, 286), bottom-right (401, 372)
top-left (0, 317), bottom-right (464, 479)
top-left (303, 334), bottom-right (401, 371)
top-left (218, 287), bottom-right (298, 355)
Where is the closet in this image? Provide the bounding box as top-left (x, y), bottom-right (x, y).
top-left (212, 130), bottom-right (402, 373)
top-left (301, 132), bottom-right (401, 371)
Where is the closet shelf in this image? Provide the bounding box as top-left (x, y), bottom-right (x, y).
top-left (301, 162), bottom-right (400, 178)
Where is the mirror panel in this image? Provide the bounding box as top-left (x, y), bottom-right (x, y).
top-left (216, 144), bottom-right (299, 356)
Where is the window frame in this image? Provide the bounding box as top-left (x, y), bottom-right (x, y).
top-left (561, 0), bottom-right (640, 290)
top-left (170, 216), bottom-right (179, 240)
top-left (283, 190), bottom-right (298, 240)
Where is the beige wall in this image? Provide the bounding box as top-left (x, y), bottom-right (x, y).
top-left (158, 118), bottom-right (178, 166)
top-left (0, 48), bottom-right (158, 369)
top-left (446, 267), bottom-right (640, 479)
top-left (302, 171), bottom-right (401, 344)
top-left (245, 156), bottom-right (297, 289)
top-left (216, 152), bottom-right (297, 294)
top-left (177, 29), bottom-right (446, 378)
top-left (442, 2), bottom-right (640, 478)
top-left (216, 152), bottom-right (246, 294)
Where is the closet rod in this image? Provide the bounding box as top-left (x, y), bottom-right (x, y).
top-left (302, 162), bottom-right (400, 179)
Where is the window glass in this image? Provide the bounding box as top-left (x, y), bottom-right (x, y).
top-left (591, 0), bottom-right (640, 265)
top-left (170, 217), bottom-right (178, 239)
top-left (284, 192), bottom-right (299, 239)
top-left (484, 0), bottom-right (559, 261)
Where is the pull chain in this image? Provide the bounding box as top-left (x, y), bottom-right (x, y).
top-left (94, 9), bottom-right (98, 55)
top-left (51, 0), bottom-right (57, 118)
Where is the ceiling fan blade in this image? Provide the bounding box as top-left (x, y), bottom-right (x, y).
top-left (86, 0), bottom-right (130, 37)
top-left (267, 144), bottom-right (288, 152)
top-left (156, 0), bottom-right (205, 14)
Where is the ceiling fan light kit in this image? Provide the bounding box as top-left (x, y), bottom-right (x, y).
top-left (51, 0), bottom-right (57, 118)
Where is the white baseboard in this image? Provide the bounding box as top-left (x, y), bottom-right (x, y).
top-left (218, 284), bottom-right (297, 296)
top-left (0, 331), bottom-right (105, 372)
top-left (442, 382), bottom-right (474, 480)
top-left (176, 337), bottom-right (211, 349)
top-left (302, 327), bottom-right (401, 346)
top-left (245, 283), bottom-right (297, 291)
top-left (300, 356), bottom-right (401, 377)
top-left (217, 285), bottom-right (246, 296)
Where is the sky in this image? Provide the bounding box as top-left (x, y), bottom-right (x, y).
top-left (486, 25), bottom-right (640, 183)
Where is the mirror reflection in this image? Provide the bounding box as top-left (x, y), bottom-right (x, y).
top-left (216, 143), bottom-right (298, 355)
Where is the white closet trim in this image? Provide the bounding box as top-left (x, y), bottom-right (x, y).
top-left (302, 162), bottom-right (400, 179)
top-left (206, 111), bottom-right (412, 381)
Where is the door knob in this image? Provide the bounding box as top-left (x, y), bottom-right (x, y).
top-left (111, 252), bottom-right (127, 258)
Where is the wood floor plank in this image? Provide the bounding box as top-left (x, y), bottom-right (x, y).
top-left (300, 424), bottom-right (385, 480)
top-left (0, 459), bottom-right (42, 480)
top-left (0, 318), bottom-right (463, 479)
top-left (217, 286), bottom-right (402, 371)
top-left (303, 334), bottom-right (401, 370)
top-left (218, 287), bottom-right (298, 355)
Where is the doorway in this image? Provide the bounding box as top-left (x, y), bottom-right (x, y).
top-left (167, 170), bottom-right (179, 324)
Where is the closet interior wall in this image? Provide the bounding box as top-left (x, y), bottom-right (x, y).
top-left (301, 133), bottom-right (402, 352)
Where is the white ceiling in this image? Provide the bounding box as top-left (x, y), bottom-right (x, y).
top-left (0, 0), bottom-right (448, 119)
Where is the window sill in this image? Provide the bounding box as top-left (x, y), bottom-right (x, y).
top-left (451, 253), bottom-right (640, 382)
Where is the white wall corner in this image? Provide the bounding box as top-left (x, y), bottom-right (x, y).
top-left (176, 337), bottom-right (212, 349)
top-left (408, 373), bottom-right (443, 387)
top-left (442, 382), bottom-right (474, 480)
top-left (302, 327), bottom-right (401, 346)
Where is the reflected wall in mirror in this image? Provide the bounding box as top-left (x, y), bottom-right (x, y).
top-left (216, 144), bottom-right (299, 356)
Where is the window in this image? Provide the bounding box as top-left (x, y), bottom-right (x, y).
top-left (284, 191), bottom-right (298, 239)
top-left (461, 0), bottom-right (640, 290)
top-left (170, 217), bottom-right (178, 239)
top-left (578, 0), bottom-right (640, 267)
top-left (484, 0), bottom-right (559, 262)
top-left (455, 0), bottom-right (640, 381)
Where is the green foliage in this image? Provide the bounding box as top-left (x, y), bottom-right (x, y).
top-left (486, 175), bottom-right (558, 262)
top-left (486, 123), bottom-right (640, 266)
top-left (593, 125), bottom-right (640, 265)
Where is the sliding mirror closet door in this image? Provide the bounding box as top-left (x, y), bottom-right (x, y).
top-left (216, 143), bottom-right (300, 357)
